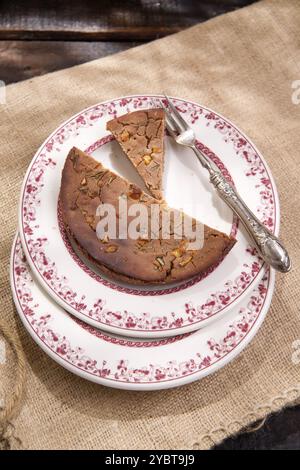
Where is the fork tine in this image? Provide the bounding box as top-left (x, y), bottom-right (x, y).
top-left (165, 116), bottom-right (178, 138)
top-left (163, 94), bottom-right (188, 132)
top-left (160, 100), bottom-right (181, 136)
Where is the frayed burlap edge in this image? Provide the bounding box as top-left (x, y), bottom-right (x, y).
top-left (195, 386), bottom-right (300, 449)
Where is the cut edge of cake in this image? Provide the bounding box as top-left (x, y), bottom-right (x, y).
top-left (59, 147), bottom-right (236, 286)
top-left (106, 108), bottom-right (165, 200)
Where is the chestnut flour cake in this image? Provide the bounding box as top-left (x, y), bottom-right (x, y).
top-left (60, 147), bottom-right (236, 285)
top-left (107, 109), bottom-right (165, 200)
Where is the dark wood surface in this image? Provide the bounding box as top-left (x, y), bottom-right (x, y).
top-left (0, 0), bottom-right (257, 84)
top-left (0, 0), bottom-right (256, 40)
top-left (0, 40), bottom-right (142, 84)
top-left (1, 0), bottom-right (299, 450)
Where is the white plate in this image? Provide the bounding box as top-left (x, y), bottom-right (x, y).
top-left (18, 95), bottom-right (279, 337)
top-left (11, 234), bottom-right (274, 391)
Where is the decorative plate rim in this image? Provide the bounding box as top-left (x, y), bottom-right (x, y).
top-left (18, 94), bottom-right (279, 337)
top-left (11, 234), bottom-right (275, 391)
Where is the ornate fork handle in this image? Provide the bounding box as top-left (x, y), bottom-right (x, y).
top-left (208, 169), bottom-right (291, 273)
top-left (162, 94), bottom-right (291, 273)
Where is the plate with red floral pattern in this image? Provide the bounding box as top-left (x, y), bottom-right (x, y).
top-left (11, 234), bottom-right (274, 391)
top-left (18, 95), bottom-right (279, 338)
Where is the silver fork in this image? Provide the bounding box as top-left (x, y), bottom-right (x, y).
top-left (162, 95), bottom-right (291, 273)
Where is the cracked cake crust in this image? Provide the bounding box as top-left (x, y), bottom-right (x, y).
top-left (106, 108), bottom-right (165, 200)
top-left (60, 147), bottom-right (236, 285)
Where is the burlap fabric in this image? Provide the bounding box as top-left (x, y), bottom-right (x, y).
top-left (0, 0), bottom-right (299, 450)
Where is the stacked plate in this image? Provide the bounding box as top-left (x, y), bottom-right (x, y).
top-left (10, 95), bottom-right (278, 390)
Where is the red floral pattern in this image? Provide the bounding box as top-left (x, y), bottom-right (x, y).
top-left (25, 233), bottom-right (263, 331)
top-left (20, 95), bottom-right (275, 332)
top-left (73, 317), bottom-right (191, 347)
top-left (13, 238), bottom-right (270, 384)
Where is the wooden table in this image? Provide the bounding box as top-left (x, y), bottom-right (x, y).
top-left (0, 0), bottom-right (259, 84)
top-left (1, 0), bottom-right (299, 450)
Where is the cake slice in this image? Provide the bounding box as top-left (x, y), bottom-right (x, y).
top-left (106, 109), bottom-right (165, 200)
top-left (60, 147), bottom-right (236, 285)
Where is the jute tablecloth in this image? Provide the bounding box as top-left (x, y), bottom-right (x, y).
top-left (0, 0), bottom-right (299, 450)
